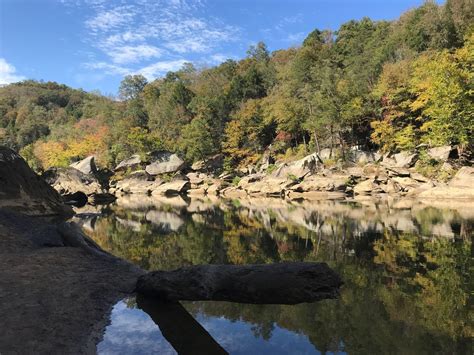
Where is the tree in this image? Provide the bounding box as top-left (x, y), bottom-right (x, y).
top-left (409, 35), bottom-right (473, 146)
top-left (180, 118), bottom-right (216, 162)
top-left (118, 75), bottom-right (148, 100)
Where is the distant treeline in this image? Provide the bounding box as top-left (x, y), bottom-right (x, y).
top-left (0, 0), bottom-right (472, 171)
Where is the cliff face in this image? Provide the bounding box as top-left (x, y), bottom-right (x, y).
top-left (0, 146), bottom-right (73, 216)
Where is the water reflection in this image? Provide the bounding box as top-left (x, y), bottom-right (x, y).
top-left (83, 196), bottom-right (472, 354)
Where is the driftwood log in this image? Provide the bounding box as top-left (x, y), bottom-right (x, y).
top-left (136, 262), bottom-right (343, 304)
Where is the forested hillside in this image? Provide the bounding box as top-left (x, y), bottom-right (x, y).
top-left (0, 0), bottom-right (472, 171)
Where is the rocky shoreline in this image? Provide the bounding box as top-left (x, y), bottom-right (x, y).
top-left (44, 146), bottom-right (474, 204)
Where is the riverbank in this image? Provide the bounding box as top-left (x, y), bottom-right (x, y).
top-left (0, 210), bottom-right (143, 354)
top-left (47, 147), bottom-right (474, 204)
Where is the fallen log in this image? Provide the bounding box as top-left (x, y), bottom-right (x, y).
top-left (136, 262), bottom-right (343, 304)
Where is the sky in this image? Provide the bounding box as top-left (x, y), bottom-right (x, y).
top-left (0, 0), bottom-right (440, 95)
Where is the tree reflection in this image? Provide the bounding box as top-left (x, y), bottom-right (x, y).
top-left (81, 198), bottom-right (472, 354)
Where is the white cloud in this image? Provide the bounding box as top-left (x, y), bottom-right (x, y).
top-left (0, 58), bottom-right (25, 85)
top-left (285, 32), bottom-right (306, 44)
top-left (136, 59), bottom-right (188, 79)
top-left (109, 45), bottom-right (163, 64)
top-left (85, 5), bottom-right (136, 32)
top-left (61, 0), bottom-right (240, 82)
top-left (83, 61), bottom-right (129, 75)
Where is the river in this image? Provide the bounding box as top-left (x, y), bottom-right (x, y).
top-left (77, 196), bottom-right (472, 354)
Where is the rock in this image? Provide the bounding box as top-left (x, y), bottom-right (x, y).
top-left (318, 148), bottom-right (332, 160)
top-left (0, 146), bottom-right (73, 216)
top-left (450, 167), bottom-right (474, 188)
top-left (206, 180), bottom-right (226, 195)
top-left (186, 172), bottom-right (206, 187)
top-left (191, 154), bottom-right (223, 173)
top-left (245, 178), bottom-right (294, 197)
top-left (43, 167), bottom-right (105, 197)
top-left (136, 262), bottom-right (343, 304)
top-left (354, 179), bottom-right (384, 195)
top-left (114, 171), bottom-right (163, 194)
top-left (146, 151), bottom-right (185, 175)
top-left (411, 172), bottom-right (430, 183)
top-left (391, 177), bottom-right (420, 191)
top-left (428, 146), bottom-right (457, 161)
top-left (418, 167), bottom-right (474, 199)
top-left (114, 154), bottom-right (142, 172)
top-left (349, 150), bottom-right (382, 165)
top-left (291, 175), bottom-right (348, 192)
top-left (151, 180), bottom-right (190, 196)
top-left (271, 153), bottom-right (321, 180)
top-left (69, 156), bottom-right (97, 175)
top-left (362, 163), bottom-right (385, 177)
top-left (218, 172), bottom-right (234, 183)
top-left (393, 151), bottom-right (418, 168)
top-left (382, 180), bottom-right (403, 194)
top-left (441, 162), bottom-right (454, 172)
top-left (0, 209), bottom-right (143, 354)
top-left (387, 167), bottom-right (410, 177)
top-left (238, 173), bottom-right (265, 189)
top-left (220, 186), bottom-right (248, 198)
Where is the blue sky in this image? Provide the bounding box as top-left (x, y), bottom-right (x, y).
top-left (0, 0), bottom-right (440, 95)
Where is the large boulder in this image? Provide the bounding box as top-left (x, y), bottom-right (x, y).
top-left (418, 167), bottom-right (474, 199)
top-left (271, 153), bottom-right (321, 180)
top-left (43, 167), bottom-right (105, 197)
top-left (318, 148), bottom-right (332, 160)
top-left (114, 154), bottom-right (143, 172)
top-left (151, 179), bottom-right (190, 196)
top-left (113, 171), bottom-right (163, 194)
top-left (69, 156), bottom-right (97, 175)
top-left (146, 151), bottom-right (185, 175)
top-left (393, 151), bottom-right (418, 168)
top-left (428, 146), bottom-right (457, 161)
top-left (353, 179), bottom-right (384, 195)
top-left (290, 175), bottom-right (349, 192)
top-left (449, 166), bottom-right (474, 189)
top-left (349, 150), bottom-right (381, 165)
top-left (0, 147), bottom-right (73, 216)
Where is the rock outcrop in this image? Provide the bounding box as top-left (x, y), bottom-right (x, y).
top-left (43, 167), bottom-right (105, 196)
top-left (151, 179), bottom-right (191, 195)
top-left (69, 155), bottom-right (97, 175)
top-left (114, 154), bottom-right (143, 172)
top-left (0, 146), bottom-right (73, 216)
top-left (146, 151), bottom-right (185, 175)
top-left (428, 145), bottom-right (457, 161)
top-left (112, 171), bottom-right (163, 194)
top-left (419, 166), bottom-right (474, 199)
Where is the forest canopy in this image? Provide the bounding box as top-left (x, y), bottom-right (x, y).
top-left (0, 0), bottom-right (472, 171)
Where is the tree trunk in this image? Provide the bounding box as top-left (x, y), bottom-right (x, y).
top-left (136, 262), bottom-right (343, 305)
top-left (314, 130), bottom-right (321, 154)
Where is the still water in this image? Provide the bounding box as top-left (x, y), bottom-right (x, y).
top-left (77, 196), bottom-right (472, 354)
